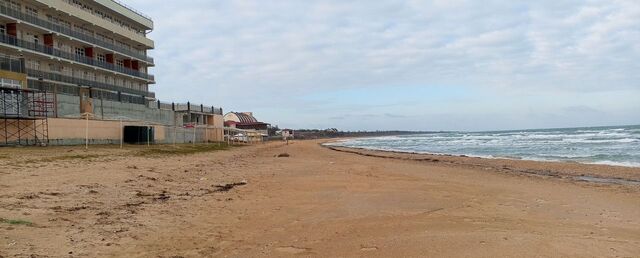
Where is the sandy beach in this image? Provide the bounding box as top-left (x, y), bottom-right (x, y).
top-left (1, 140), bottom-right (640, 257)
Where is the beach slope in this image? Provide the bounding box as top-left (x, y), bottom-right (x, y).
top-left (1, 140), bottom-right (639, 257)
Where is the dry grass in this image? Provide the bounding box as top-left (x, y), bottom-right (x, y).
top-left (0, 218), bottom-right (33, 226)
top-left (134, 143), bottom-right (230, 157)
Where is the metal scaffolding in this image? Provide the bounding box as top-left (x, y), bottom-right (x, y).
top-left (0, 87), bottom-right (55, 146)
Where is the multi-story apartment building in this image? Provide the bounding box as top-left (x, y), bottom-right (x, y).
top-left (0, 0), bottom-right (155, 105)
top-left (0, 0), bottom-right (226, 146)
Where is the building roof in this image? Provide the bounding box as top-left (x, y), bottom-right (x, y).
top-left (95, 0), bottom-right (154, 29)
top-left (224, 112), bottom-right (271, 128)
top-left (234, 112), bottom-right (258, 123)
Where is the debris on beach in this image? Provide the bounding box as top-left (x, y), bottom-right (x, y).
top-left (275, 153), bottom-right (290, 158)
top-left (154, 192), bottom-right (171, 201)
top-left (214, 180), bottom-right (248, 192)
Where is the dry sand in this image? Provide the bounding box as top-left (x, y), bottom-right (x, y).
top-left (1, 140), bottom-right (639, 257)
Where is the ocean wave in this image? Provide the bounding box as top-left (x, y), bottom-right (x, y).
top-left (330, 125), bottom-right (640, 168)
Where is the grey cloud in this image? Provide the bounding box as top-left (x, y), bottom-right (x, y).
top-left (127, 0), bottom-right (639, 130)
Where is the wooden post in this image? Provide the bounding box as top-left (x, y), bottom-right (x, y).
top-left (173, 125), bottom-right (177, 147)
top-left (120, 119), bottom-right (123, 149)
top-left (85, 113), bottom-right (89, 150)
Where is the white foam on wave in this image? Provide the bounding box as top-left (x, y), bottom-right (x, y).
top-left (587, 161), bottom-right (640, 168)
top-left (562, 138), bottom-right (639, 144)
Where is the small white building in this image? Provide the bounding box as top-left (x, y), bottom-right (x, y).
top-left (280, 129), bottom-right (294, 139)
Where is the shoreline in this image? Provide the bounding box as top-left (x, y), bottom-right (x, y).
top-left (322, 143), bottom-right (640, 186)
top-left (321, 125), bottom-right (640, 169)
top-left (323, 141), bottom-right (640, 168)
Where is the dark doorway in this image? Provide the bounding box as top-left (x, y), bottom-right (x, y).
top-left (123, 126), bottom-right (154, 144)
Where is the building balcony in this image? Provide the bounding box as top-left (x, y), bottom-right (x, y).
top-left (173, 102), bottom-right (223, 115)
top-left (0, 34), bottom-right (154, 81)
top-left (0, 3), bottom-right (154, 64)
top-left (26, 68), bottom-right (153, 98)
top-left (0, 54), bottom-right (24, 74)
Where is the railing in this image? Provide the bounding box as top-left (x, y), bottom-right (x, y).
top-left (0, 54), bottom-right (24, 74)
top-left (26, 68), bottom-right (153, 97)
top-left (0, 33), bottom-right (154, 81)
top-left (157, 101), bottom-right (173, 110)
top-left (153, 101), bottom-right (223, 115)
top-left (110, 0), bottom-right (154, 22)
top-left (0, 3), bottom-right (154, 63)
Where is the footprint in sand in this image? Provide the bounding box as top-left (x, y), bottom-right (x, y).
top-left (276, 246), bottom-right (311, 254)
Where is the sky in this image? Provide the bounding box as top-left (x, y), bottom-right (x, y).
top-left (127, 0), bottom-right (640, 131)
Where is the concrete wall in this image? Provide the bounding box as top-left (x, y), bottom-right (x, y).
top-left (94, 98), bottom-right (175, 125)
top-left (48, 117), bottom-right (122, 145)
top-left (56, 94), bottom-right (174, 126)
top-left (23, 94), bottom-right (225, 145)
top-left (47, 118), bottom-right (224, 145)
top-left (162, 126), bottom-right (224, 144)
top-left (211, 114), bottom-right (224, 128)
top-left (56, 94), bottom-right (81, 117)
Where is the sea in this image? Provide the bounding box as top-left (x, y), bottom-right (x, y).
top-left (326, 125), bottom-right (640, 168)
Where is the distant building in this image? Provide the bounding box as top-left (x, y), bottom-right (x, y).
top-left (224, 112), bottom-right (270, 135)
top-left (280, 129), bottom-right (294, 139)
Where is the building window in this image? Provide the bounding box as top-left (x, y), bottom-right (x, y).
top-left (97, 54), bottom-right (105, 62)
top-left (116, 40), bottom-right (131, 50)
top-left (58, 42), bottom-right (71, 52)
top-left (0, 78), bottom-right (22, 89)
top-left (46, 14), bottom-right (59, 24)
top-left (48, 64), bottom-right (62, 73)
top-left (97, 33), bottom-right (113, 43)
top-left (27, 60), bottom-right (40, 70)
top-left (62, 66), bottom-right (71, 76)
top-left (8, 1), bottom-right (21, 11)
top-left (60, 20), bottom-right (71, 29)
top-left (75, 47), bottom-right (85, 56)
top-left (116, 59), bottom-right (124, 67)
top-left (25, 6), bottom-right (38, 16)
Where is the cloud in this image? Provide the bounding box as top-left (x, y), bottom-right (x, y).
top-left (127, 0), bottom-right (640, 131)
top-left (330, 113), bottom-right (408, 120)
top-left (563, 105), bottom-right (602, 113)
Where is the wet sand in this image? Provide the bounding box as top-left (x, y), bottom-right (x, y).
top-left (1, 140), bottom-right (639, 257)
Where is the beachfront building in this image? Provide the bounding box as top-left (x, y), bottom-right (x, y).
top-left (0, 0), bottom-right (224, 145)
top-left (0, 0), bottom-right (155, 105)
top-left (280, 128), bottom-right (294, 139)
top-left (224, 111), bottom-right (270, 137)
